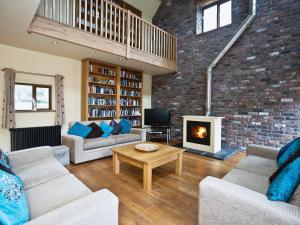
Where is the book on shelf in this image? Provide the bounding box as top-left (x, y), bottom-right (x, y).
top-left (89, 108), bottom-right (116, 118)
top-left (88, 96), bottom-right (116, 106)
top-left (88, 76), bottom-right (115, 85)
top-left (89, 84), bottom-right (115, 94)
top-left (120, 89), bottom-right (141, 97)
top-left (120, 108), bottom-right (141, 117)
top-left (121, 79), bottom-right (142, 88)
top-left (121, 70), bottom-right (141, 81)
top-left (120, 98), bottom-right (140, 106)
top-left (89, 65), bottom-right (116, 76)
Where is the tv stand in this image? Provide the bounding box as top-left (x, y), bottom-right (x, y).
top-left (144, 125), bottom-right (171, 144)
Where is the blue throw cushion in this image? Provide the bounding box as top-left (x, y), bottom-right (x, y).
top-left (0, 170), bottom-right (30, 225)
top-left (0, 149), bottom-right (14, 175)
top-left (277, 138), bottom-right (300, 166)
top-left (119, 119), bottom-right (132, 134)
top-left (267, 156), bottom-right (300, 202)
top-left (110, 119), bottom-right (122, 135)
top-left (100, 121), bottom-right (113, 138)
top-left (68, 122), bottom-right (92, 138)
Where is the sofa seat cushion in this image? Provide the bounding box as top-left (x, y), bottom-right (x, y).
top-left (84, 137), bottom-right (116, 150)
top-left (235, 155), bottom-right (277, 177)
top-left (25, 174), bottom-right (91, 219)
top-left (223, 168), bottom-right (270, 194)
top-left (12, 157), bottom-right (69, 190)
top-left (111, 134), bottom-right (141, 144)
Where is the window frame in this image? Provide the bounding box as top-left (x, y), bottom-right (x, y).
top-left (15, 82), bottom-right (52, 112)
top-left (200, 0), bottom-right (232, 34)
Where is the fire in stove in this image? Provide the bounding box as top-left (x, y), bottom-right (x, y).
top-left (192, 126), bottom-right (208, 139)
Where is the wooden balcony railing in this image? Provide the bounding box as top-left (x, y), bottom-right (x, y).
top-left (36, 0), bottom-right (177, 63)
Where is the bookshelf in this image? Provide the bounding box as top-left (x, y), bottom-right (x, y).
top-left (82, 59), bottom-right (143, 128)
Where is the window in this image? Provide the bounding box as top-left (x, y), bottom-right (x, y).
top-left (15, 83), bottom-right (52, 111)
top-left (196, 0), bottom-right (232, 34)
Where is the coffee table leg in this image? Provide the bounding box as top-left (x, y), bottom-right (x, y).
top-left (143, 163), bottom-right (152, 191)
top-left (175, 152), bottom-right (183, 176)
top-left (113, 153), bottom-right (120, 174)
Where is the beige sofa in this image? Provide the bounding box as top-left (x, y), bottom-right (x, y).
top-left (62, 120), bottom-right (146, 164)
top-left (8, 146), bottom-right (118, 225)
top-left (199, 144), bottom-right (300, 225)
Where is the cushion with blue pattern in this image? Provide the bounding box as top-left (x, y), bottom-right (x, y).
top-left (0, 170), bottom-right (30, 225)
top-left (99, 121), bottom-right (113, 138)
top-left (119, 119), bottom-right (132, 134)
top-left (277, 138), bottom-right (300, 166)
top-left (0, 149), bottom-right (14, 175)
top-left (267, 151), bottom-right (300, 202)
top-left (68, 122), bottom-right (92, 139)
top-left (110, 119), bottom-right (122, 135)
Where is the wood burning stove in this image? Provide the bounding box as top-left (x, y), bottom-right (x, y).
top-left (186, 121), bottom-right (211, 146)
top-left (183, 116), bottom-right (224, 153)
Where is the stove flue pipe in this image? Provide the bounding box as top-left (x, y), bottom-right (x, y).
top-left (205, 0), bottom-right (257, 116)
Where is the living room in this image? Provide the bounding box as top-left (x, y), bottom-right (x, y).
top-left (0, 0), bottom-right (299, 225)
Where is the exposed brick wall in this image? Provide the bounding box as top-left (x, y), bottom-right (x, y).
top-left (152, 0), bottom-right (300, 148)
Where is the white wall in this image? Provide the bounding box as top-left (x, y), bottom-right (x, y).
top-left (0, 44), bottom-right (152, 151)
top-left (0, 44), bottom-right (82, 151)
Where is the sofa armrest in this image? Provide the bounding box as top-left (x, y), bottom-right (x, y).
top-left (199, 176), bottom-right (300, 225)
top-left (131, 128), bottom-right (146, 141)
top-left (8, 146), bottom-right (53, 168)
top-left (25, 189), bottom-right (118, 225)
top-left (62, 135), bottom-right (84, 164)
top-left (246, 144), bottom-right (279, 160)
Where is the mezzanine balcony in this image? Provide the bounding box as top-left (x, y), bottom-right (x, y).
top-left (29, 0), bottom-right (177, 73)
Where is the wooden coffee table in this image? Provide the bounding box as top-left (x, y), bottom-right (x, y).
top-left (112, 142), bottom-right (185, 191)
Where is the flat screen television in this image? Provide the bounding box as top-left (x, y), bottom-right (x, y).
top-left (144, 109), bottom-right (170, 126)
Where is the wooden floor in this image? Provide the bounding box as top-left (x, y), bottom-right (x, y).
top-left (66, 150), bottom-right (245, 225)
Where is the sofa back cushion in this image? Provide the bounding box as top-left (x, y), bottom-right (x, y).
top-left (0, 170), bottom-right (29, 225)
top-left (277, 138), bottom-right (300, 166)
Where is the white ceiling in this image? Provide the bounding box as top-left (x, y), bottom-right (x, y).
top-left (123, 0), bottom-right (161, 22)
top-left (0, 0), bottom-right (171, 75)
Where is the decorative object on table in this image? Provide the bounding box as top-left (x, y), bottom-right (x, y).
top-left (135, 143), bottom-right (160, 152)
top-left (99, 121), bottom-right (113, 138)
top-left (86, 122), bottom-right (104, 139)
top-left (0, 170), bottom-right (30, 225)
top-left (119, 119), bottom-right (132, 134)
top-left (0, 149), bottom-right (14, 175)
top-left (110, 119), bottom-right (122, 135)
top-left (68, 122), bottom-right (92, 138)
